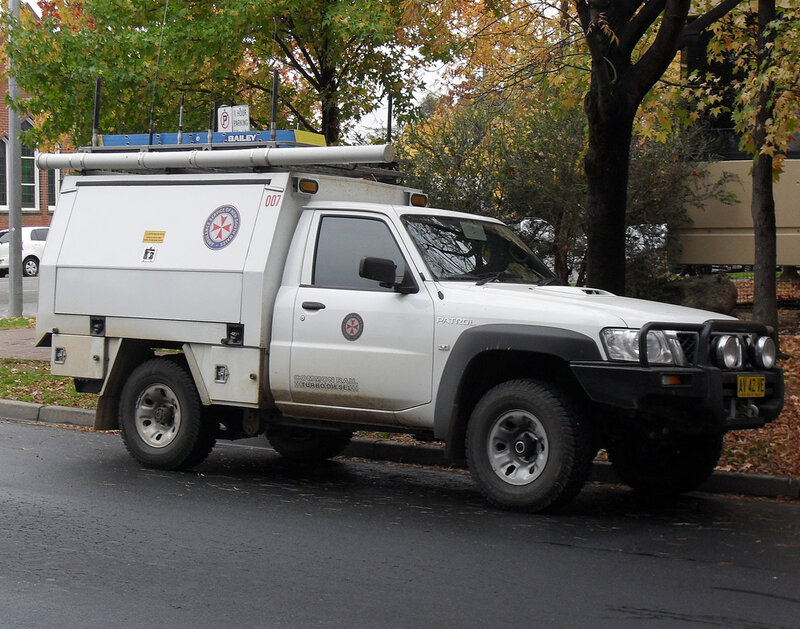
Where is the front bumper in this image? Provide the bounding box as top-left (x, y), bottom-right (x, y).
top-left (571, 361), bottom-right (784, 430)
top-left (571, 318), bottom-right (784, 431)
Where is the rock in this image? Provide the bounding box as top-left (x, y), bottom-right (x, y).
top-left (779, 265), bottom-right (800, 281)
top-left (673, 275), bottom-right (739, 315)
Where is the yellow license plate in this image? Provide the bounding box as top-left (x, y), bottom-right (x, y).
top-left (737, 375), bottom-right (765, 398)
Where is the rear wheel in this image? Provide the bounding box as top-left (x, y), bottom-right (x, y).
top-left (267, 426), bottom-right (353, 463)
top-left (466, 379), bottom-right (593, 512)
top-left (607, 432), bottom-right (723, 495)
top-left (119, 358), bottom-right (215, 470)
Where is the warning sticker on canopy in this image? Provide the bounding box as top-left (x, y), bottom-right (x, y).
top-left (203, 205), bottom-right (240, 250)
top-left (142, 230), bottom-right (166, 244)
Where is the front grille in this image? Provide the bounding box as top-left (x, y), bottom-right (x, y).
top-left (678, 332), bottom-right (699, 365)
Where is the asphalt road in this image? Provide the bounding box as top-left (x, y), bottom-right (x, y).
top-left (0, 276), bottom-right (40, 318)
top-left (2, 419), bottom-right (800, 629)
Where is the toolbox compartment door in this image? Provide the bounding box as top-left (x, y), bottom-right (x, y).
top-left (50, 334), bottom-right (107, 380)
top-left (52, 179), bottom-right (269, 322)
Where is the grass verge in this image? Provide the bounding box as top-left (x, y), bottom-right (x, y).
top-left (0, 317), bottom-right (36, 330)
top-left (0, 359), bottom-right (96, 409)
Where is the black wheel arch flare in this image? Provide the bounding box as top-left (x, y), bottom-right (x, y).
top-left (433, 324), bottom-right (602, 457)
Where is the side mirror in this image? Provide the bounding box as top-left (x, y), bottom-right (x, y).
top-left (359, 256), bottom-right (396, 285)
top-left (359, 257), bottom-right (418, 294)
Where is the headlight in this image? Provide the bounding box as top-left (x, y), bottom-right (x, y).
top-left (752, 336), bottom-right (776, 369)
top-left (713, 334), bottom-right (742, 369)
top-left (601, 328), bottom-right (686, 365)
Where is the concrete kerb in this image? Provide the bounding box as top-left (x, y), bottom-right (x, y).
top-left (1, 400), bottom-right (798, 501)
top-left (0, 399), bottom-right (94, 428)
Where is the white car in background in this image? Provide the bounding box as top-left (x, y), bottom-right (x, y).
top-left (0, 226), bottom-right (49, 277)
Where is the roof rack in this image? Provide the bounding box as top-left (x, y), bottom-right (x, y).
top-left (36, 142), bottom-right (396, 173)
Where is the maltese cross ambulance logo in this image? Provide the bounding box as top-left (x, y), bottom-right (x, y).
top-left (203, 205), bottom-right (240, 250)
top-left (341, 313), bottom-right (364, 341)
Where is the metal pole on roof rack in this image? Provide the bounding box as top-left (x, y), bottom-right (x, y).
top-left (270, 70), bottom-right (279, 142)
top-left (92, 78), bottom-right (102, 148)
top-left (208, 102), bottom-right (216, 145)
top-left (148, 102), bottom-right (155, 146)
top-left (177, 93), bottom-right (184, 144)
top-left (37, 143), bottom-right (396, 171)
top-left (387, 93), bottom-right (393, 143)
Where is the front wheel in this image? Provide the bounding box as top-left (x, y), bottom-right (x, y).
top-left (466, 379), bottom-right (593, 512)
top-left (119, 358), bottom-right (216, 470)
top-left (267, 426), bottom-right (353, 463)
top-left (607, 432), bottom-right (723, 496)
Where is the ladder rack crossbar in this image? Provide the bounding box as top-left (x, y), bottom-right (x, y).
top-left (37, 143), bottom-right (395, 172)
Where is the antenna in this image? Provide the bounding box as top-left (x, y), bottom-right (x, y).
top-left (208, 102), bottom-right (216, 145)
top-left (92, 78), bottom-right (102, 148)
top-left (270, 70), bottom-right (279, 142)
top-left (177, 93), bottom-right (184, 145)
top-left (387, 93), bottom-right (393, 143)
top-left (148, 0), bottom-right (171, 145)
top-left (148, 102), bottom-right (156, 146)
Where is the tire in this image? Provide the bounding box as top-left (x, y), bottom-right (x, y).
top-left (466, 379), bottom-right (593, 512)
top-left (23, 256), bottom-right (39, 277)
top-left (267, 426), bottom-right (353, 463)
top-left (607, 432), bottom-right (723, 496)
top-left (119, 358), bottom-right (215, 470)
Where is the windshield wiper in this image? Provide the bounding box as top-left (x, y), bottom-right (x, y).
top-left (475, 271), bottom-right (522, 286)
top-left (537, 277), bottom-right (562, 286)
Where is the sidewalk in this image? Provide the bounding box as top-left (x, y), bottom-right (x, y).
top-left (0, 327), bottom-right (50, 360)
top-left (0, 326), bottom-right (798, 500)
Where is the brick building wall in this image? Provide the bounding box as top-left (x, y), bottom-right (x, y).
top-left (1, 63), bottom-right (54, 231)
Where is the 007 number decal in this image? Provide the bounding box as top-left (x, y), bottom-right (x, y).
top-left (264, 194), bottom-right (282, 207)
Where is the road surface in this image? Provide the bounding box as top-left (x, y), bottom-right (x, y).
top-left (1, 419), bottom-right (799, 628)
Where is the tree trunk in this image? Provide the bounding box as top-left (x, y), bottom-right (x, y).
top-left (584, 103), bottom-right (634, 295)
top-left (553, 210), bottom-right (569, 283)
top-left (750, 0), bottom-right (778, 330)
top-left (321, 96), bottom-right (341, 145)
top-left (320, 64), bottom-right (340, 145)
top-left (751, 151), bottom-right (778, 330)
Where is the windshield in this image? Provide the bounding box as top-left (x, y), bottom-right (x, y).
top-left (402, 215), bottom-right (557, 285)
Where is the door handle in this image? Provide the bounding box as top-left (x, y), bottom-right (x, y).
top-left (301, 301), bottom-right (326, 311)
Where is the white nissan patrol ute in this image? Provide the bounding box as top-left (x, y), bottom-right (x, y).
top-left (35, 140), bottom-right (784, 512)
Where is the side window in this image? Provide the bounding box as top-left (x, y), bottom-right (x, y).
top-left (32, 229), bottom-right (48, 241)
top-left (47, 170), bottom-right (61, 208)
top-left (313, 216), bottom-right (406, 290)
top-left (21, 120), bottom-right (37, 209)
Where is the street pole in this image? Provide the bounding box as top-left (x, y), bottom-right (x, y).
top-left (7, 0), bottom-right (23, 317)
